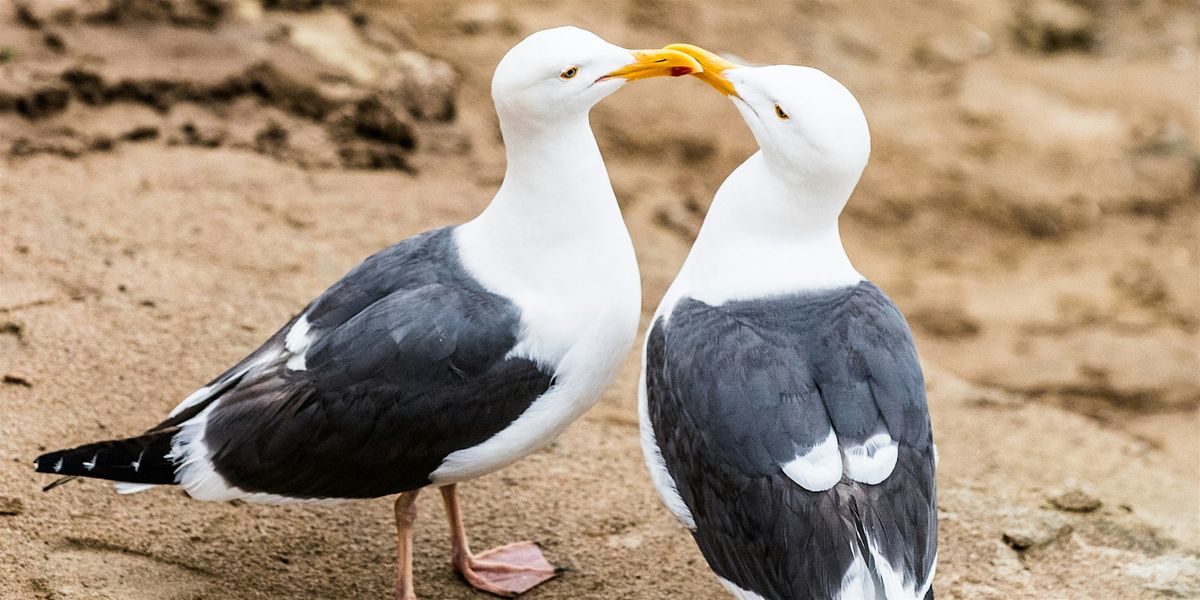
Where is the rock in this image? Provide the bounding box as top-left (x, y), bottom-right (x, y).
top-left (242, 62), bottom-right (340, 120)
top-left (336, 96), bottom-right (414, 149)
top-left (453, 2), bottom-right (518, 36)
top-left (13, 86), bottom-right (71, 120)
top-left (625, 0), bottom-right (698, 35)
top-left (0, 322), bottom-right (22, 338)
top-left (1078, 517), bottom-right (1176, 556)
top-left (15, 2), bottom-right (43, 28)
top-left (262, 0), bottom-right (349, 12)
top-left (908, 306), bottom-right (982, 339)
top-left (912, 34), bottom-right (971, 70)
top-left (12, 0), bottom-right (91, 27)
top-left (337, 141), bottom-right (411, 171)
top-left (180, 121), bottom-right (226, 148)
top-left (1111, 259), bottom-right (1168, 308)
top-left (20, 0), bottom-right (233, 28)
top-left (1001, 509), bottom-right (1073, 550)
top-left (1050, 489), bottom-right (1102, 513)
top-left (678, 137), bottom-right (716, 163)
top-left (253, 121), bottom-right (289, 157)
top-left (1126, 554), bottom-right (1200, 598)
top-left (326, 96), bottom-right (415, 170)
top-left (119, 126), bottom-right (160, 142)
top-left (10, 132), bottom-right (88, 158)
top-left (61, 67), bottom-right (107, 105)
top-left (43, 31), bottom-right (67, 53)
top-left (378, 51), bottom-right (459, 122)
top-left (1013, 0), bottom-right (1097, 54)
top-left (0, 496), bottom-right (24, 516)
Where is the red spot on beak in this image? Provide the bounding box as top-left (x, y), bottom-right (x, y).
top-left (669, 66), bottom-right (694, 77)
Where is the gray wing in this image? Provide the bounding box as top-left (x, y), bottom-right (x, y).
top-left (152, 227), bottom-right (555, 499)
top-left (153, 227), bottom-right (455, 428)
top-left (646, 282), bottom-right (936, 599)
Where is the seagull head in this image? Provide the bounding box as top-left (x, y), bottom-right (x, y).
top-left (668, 44), bottom-right (870, 199)
top-left (491, 27), bottom-right (702, 126)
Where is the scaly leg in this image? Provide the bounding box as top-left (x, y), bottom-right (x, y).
top-left (394, 491), bottom-right (420, 600)
top-left (440, 484), bottom-right (561, 597)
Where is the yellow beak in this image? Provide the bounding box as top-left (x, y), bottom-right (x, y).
top-left (598, 48), bottom-right (703, 82)
top-left (664, 43), bottom-right (740, 96)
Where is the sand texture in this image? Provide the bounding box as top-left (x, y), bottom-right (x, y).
top-left (1, 1), bottom-right (1197, 598)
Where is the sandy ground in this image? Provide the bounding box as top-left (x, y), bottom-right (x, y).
top-left (1, 1), bottom-right (1198, 599)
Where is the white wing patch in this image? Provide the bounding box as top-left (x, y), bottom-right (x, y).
top-left (167, 384), bottom-right (213, 418)
top-left (114, 483), bottom-right (157, 494)
top-left (781, 429), bottom-right (842, 492)
top-left (284, 315), bottom-right (310, 353)
top-left (717, 576), bottom-right (767, 600)
top-left (168, 346), bottom-right (280, 418)
top-left (284, 315), bottom-right (312, 371)
top-left (285, 354), bottom-right (307, 371)
top-left (842, 432), bottom-right (899, 485)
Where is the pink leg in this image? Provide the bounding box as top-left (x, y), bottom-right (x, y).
top-left (394, 491), bottom-right (420, 600)
top-left (440, 484), bottom-right (562, 597)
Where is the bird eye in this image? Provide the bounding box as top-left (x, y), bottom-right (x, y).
top-left (560, 66), bottom-right (580, 80)
top-left (774, 103), bottom-right (790, 121)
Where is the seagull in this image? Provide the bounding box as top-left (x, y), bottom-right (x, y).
top-left (638, 44), bottom-right (937, 600)
top-left (34, 27), bottom-right (701, 600)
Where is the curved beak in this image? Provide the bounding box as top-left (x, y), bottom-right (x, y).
top-left (664, 43), bottom-right (740, 97)
top-left (597, 48), bottom-right (703, 82)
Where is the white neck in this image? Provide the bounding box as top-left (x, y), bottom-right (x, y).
top-left (662, 151), bottom-right (862, 313)
top-left (462, 113), bottom-right (629, 251)
top-left (455, 110), bottom-right (640, 363)
top-left (432, 109), bottom-right (642, 483)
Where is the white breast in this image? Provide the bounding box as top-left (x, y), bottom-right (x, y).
top-left (429, 224), bottom-right (641, 484)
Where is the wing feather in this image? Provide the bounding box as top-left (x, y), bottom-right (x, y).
top-left (645, 282), bottom-right (936, 599)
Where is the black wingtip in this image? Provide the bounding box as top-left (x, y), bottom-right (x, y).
top-left (33, 451), bottom-right (62, 474)
top-left (35, 451), bottom-right (77, 492)
top-left (32, 432), bottom-right (180, 487)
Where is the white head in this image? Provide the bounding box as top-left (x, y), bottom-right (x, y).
top-left (491, 27), bottom-right (700, 129)
top-left (669, 45), bottom-right (870, 210)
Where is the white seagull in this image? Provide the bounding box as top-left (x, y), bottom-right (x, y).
top-left (638, 45), bottom-right (937, 600)
top-left (34, 27), bottom-right (701, 600)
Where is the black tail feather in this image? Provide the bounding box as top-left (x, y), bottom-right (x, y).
top-left (41, 475), bottom-right (79, 492)
top-left (35, 429), bottom-right (180, 489)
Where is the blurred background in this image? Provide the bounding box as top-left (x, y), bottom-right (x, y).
top-left (0, 1), bottom-right (1196, 598)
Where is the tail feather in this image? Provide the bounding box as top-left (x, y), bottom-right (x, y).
top-left (847, 496), bottom-right (889, 598)
top-left (35, 429), bottom-right (180, 489)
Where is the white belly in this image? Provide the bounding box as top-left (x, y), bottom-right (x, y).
top-left (432, 226), bottom-right (641, 484)
top-left (431, 299), bottom-right (638, 484)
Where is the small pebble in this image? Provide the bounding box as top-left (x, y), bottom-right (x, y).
top-left (3, 375), bottom-right (32, 387)
top-left (0, 496), bottom-right (24, 516)
top-left (1051, 489), bottom-right (1102, 513)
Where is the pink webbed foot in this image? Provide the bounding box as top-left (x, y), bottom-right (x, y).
top-left (455, 541), bottom-right (563, 597)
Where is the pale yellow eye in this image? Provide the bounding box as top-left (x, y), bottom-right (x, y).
top-left (774, 103), bottom-right (790, 120)
top-left (560, 66), bottom-right (580, 80)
